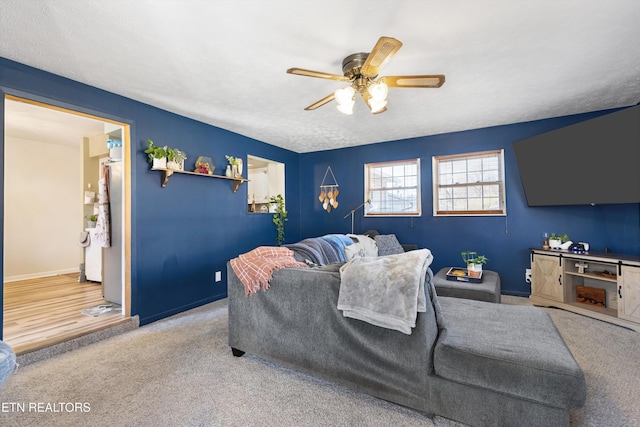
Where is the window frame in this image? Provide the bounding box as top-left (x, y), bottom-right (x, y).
top-left (432, 149), bottom-right (506, 217)
top-left (364, 158), bottom-right (421, 217)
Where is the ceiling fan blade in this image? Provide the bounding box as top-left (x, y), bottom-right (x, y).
top-left (304, 93), bottom-right (336, 110)
top-left (380, 74), bottom-right (446, 88)
top-left (287, 68), bottom-right (350, 82)
top-left (361, 37), bottom-right (403, 78)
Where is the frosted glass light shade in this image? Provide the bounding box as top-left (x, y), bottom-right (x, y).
top-left (368, 99), bottom-right (387, 113)
top-left (367, 81), bottom-right (388, 101)
top-left (336, 102), bottom-right (354, 115)
top-left (335, 86), bottom-right (355, 105)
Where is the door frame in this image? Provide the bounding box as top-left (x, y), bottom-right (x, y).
top-left (1, 92), bottom-right (133, 338)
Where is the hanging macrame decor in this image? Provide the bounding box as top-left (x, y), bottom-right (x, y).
top-left (319, 166), bottom-right (339, 213)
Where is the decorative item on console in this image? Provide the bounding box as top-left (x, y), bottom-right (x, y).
top-left (318, 166), bottom-right (339, 213)
top-left (568, 242), bottom-right (587, 254)
top-left (548, 233), bottom-right (570, 249)
top-left (542, 232), bottom-right (550, 250)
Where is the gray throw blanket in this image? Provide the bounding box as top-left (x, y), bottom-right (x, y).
top-left (337, 249), bottom-right (433, 334)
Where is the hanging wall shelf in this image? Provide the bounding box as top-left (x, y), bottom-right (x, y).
top-left (151, 168), bottom-right (248, 193)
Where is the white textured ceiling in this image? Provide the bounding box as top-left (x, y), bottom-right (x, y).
top-left (1, 0), bottom-right (639, 153)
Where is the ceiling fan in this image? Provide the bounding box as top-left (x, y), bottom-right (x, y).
top-left (286, 36), bottom-right (445, 115)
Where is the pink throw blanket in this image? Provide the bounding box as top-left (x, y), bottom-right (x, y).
top-left (230, 246), bottom-right (306, 296)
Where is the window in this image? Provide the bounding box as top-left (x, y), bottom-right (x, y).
top-left (432, 149), bottom-right (506, 216)
top-left (365, 158), bottom-right (421, 217)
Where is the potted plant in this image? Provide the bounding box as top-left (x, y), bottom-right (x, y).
top-left (461, 251), bottom-right (488, 278)
top-left (269, 194), bottom-right (287, 246)
top-left (549, 233), bottom-right (570, 249)
top-left (85, 214), bottom-right (98, 228)
top-left (144, 139), bottom-right (168, 168)
top-left (166, 147), bottom-right (187, 171)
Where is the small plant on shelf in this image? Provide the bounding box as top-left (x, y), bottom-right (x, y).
top-left (166, 147), bottom-right (187, 170)
top-left (144, 139), bottom-right (168, 164)
top-left (167, 147), bottom-right (187, 163)
top-left (85, 214), bottom-right (98, 227)
top-left (225, 155), bottom-right (240, 166)
top-left (269, 194), bottom-right (287, 246)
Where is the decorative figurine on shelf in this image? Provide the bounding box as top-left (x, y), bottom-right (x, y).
top-left (194, 156), bottom-right (214, 175)
top-left (225, 155), bottom-right (243, 178)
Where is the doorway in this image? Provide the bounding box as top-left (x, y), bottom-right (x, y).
top-left (2, 95), bottom-right (132, 354)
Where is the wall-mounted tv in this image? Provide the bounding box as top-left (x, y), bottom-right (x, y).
top-left (513, 105), bottom-right (640, 206)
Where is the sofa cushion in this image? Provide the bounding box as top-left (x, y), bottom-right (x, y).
top-left (434, 297), bottom-right (586, 410)
top-left (374, 234), bottom-right (404, 256)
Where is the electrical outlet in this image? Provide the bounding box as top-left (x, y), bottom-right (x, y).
top-left (525, 268), bottom-right (532, 284)
top-left (215, 271), bottom-right (222, 282)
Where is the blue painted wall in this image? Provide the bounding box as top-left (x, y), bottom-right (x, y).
top-left (299, 112), bottom-right (640, 296)
top-left (2, 56), bottom-right (638, 335)
top-left (0, 58), bottom-right (301, 328)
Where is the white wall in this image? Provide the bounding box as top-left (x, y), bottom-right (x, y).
top-left (4, 136), bottom-right (82, 280)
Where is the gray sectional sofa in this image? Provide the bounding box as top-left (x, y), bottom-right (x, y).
top-left (227, 260), bottom-right (586, 426)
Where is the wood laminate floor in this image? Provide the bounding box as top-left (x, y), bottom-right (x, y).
top-left (3, 273), bottom-right (129, 355)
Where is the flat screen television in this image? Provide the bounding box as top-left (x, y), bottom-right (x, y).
top-left (513, 105), bottom-right (640, 206)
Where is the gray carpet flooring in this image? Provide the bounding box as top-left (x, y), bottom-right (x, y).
top-left (1, 296), bottom-right (639, 426)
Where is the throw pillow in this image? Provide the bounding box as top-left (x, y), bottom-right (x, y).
top-left (348, 234), bottom-right (378, 257)
top-left (374, 234), bottom-right (404, 256)
top-left (344, 241), bottom-right (365, 260)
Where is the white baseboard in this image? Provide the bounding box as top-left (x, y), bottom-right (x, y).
top-left (4, 268), bottom-right (80, 283)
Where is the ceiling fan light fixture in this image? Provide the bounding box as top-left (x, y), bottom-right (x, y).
top-left (336, 102), bottom-right (355, 115)
top-left (367, 81), bottom-right (388, 101)
top-left (287, 36), bottom-right (444, 114)
top-left (335, 86), bottom-right (356, 115)
top-left (335, 86), bottom-right (355, 105)
top-left (368, 99), bottom-right (387, 113)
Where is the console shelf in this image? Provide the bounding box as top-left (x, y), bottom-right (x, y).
top-left (151, 168), bottom-right (248, 192)
top-left (564, 271), bottom-right (618, 283)
top-left (529, 248), bottom-right (640, 332)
